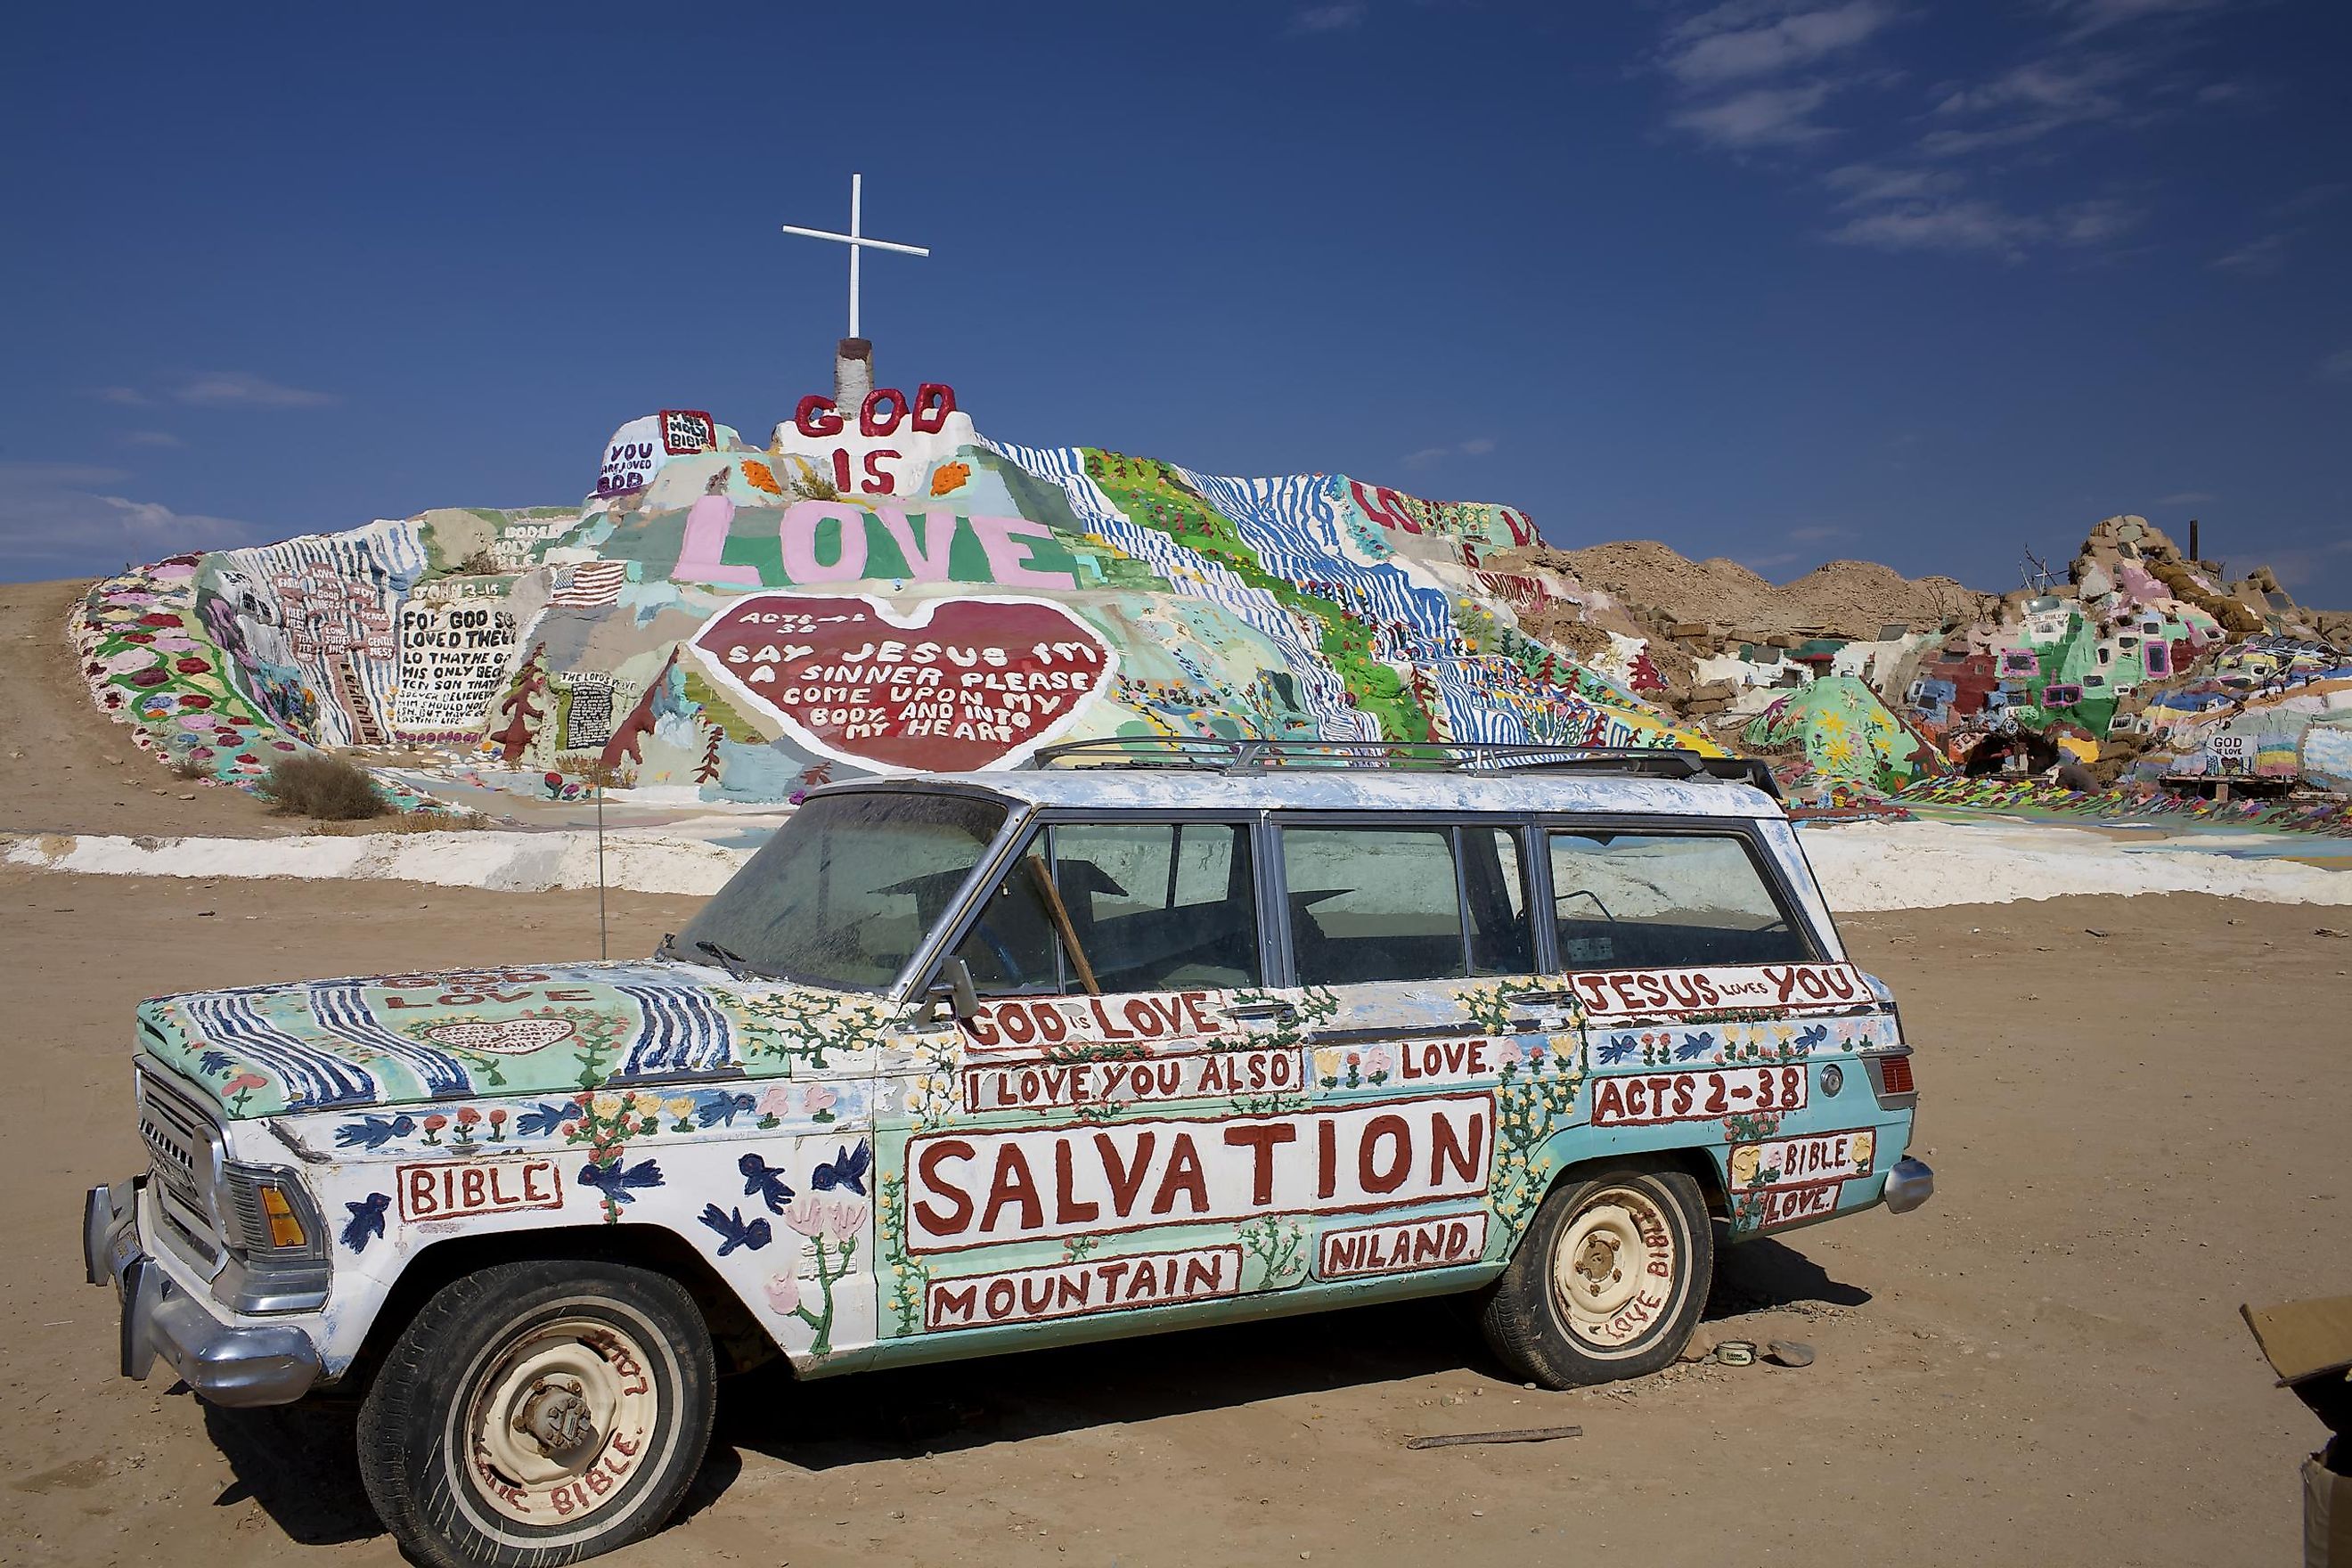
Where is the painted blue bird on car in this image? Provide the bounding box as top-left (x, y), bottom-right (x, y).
top-left (811, 1141), bottom-right (870, 1196)
top-left (341, 1192), bottom-right (390, 1253)
top-left (578, 1158), bottom-right (665, 1208)
top-left (698, 1204), bottom-right (772, 1256)
top-left (739, 1152), bottom-right (794, 1213)
top-left (335, 1115), bottom-right (416, 1151)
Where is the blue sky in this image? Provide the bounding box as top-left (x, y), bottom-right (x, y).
top-left (3, 0), bottom-right (2346, 605)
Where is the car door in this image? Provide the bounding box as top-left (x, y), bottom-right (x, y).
top-left (1262, 815), bottom-right (1579, 1287)
top-left (871, 812), bottom-right (1316, 1352)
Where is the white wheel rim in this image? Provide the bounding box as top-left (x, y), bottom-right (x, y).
top-left (461, 1314), bottom-right (664, 1528)
top-left (1551, 1186), bottom-right (1680, 1353)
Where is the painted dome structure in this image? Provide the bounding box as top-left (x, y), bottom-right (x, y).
top-left (75, 351), bottom-right (1712, 809)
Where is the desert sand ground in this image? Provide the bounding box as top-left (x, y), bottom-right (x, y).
top-left (3, 581), bottom-right (2347, 1565)
top-left (2, 884), bottom-right (2345, 1568)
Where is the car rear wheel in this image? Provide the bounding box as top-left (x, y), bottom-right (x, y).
top-left (356, 1259), bottom-right (715, 1568)
top-left (1479, 1163), bottom-right (1712, 1388)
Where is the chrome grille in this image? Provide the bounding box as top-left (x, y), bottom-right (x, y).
top-left (136, 1067), bottom-right (225, 1269)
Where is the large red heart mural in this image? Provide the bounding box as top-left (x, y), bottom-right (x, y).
top-left (688, 593), bottom-right (1118, 773)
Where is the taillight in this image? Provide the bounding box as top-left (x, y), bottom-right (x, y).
top-left (1879, 1054), bottom-right (1915, 1095)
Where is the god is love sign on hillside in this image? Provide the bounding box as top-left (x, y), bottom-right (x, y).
top-left (690, 592), bottom-right (1116, 773)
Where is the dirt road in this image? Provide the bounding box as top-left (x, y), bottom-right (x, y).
top-left (1, 871), bottom-right (2343, 1566)
top-left (0, 579), bottom-right (291, 840)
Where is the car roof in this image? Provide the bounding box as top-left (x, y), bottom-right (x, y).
top-left (836, 768), bottom-right (1787, 821)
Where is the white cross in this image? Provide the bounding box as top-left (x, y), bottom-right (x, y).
top-left (779, 173), bottom-right (930, 341)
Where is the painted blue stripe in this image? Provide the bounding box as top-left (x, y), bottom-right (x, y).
top-left (183, 992), bottom-right (380, 1109)
top-left (306, 982), bottom-right (473, 1097)
top-left (986, 441), bottom-right (1373, 740)
top-left (611, 980), bottom-right (734, 1079)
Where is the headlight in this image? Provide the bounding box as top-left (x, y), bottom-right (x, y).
top-left (216, 1163), bottom-right (330, 1313)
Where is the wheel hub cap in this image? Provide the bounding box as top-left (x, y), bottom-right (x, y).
top-left (1551, 1186), bottom-right (1678, 1352)
top-left (461, 1316), bottom-right (662, 1526)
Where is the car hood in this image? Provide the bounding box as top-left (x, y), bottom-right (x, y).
top-left (136, 959), bottom-right (892, 1118)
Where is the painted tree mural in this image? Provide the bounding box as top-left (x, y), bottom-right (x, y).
top-left (601, 647), bottom-right (681, 770)
top-left (488, 642), bottom-right (550, 764)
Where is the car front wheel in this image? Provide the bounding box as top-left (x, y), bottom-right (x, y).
top-left (1479, 1163), bottom-right (1713, 1387)
top-left (356, 1259), bottom-right (716, 1568)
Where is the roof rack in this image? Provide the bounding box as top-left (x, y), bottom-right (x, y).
top-left (1027, 738), bottom-right (1781, 796)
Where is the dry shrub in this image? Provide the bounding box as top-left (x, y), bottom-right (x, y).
top-left (167, 752), bottom-right (209, 780)
top-left (258, 754), bottom-right (390, 821)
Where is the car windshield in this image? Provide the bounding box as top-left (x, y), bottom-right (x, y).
top-left (675, 790), bottom-right (1009, 992)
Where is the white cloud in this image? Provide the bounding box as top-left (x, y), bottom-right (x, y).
top-left (1824, 169), bottom-right (2142, 257)
top-left (2053, 197), bottom-right (2144, 244)
top-left (1826, 198), bottom-right (2043, 257)
top-left (120, 430), bottom-right (188, 449)
top-left (1662, 2), bottom-right (1895, 87)
top-left (1788, 524), bottom-right (1850, 541)
top-left (1654, 0), bottom-right (2203, 265)
top-left (2321, 348), bottom-right (2352, 385)
top-left (1919, 52), bottom-right (2144, 158)
top-left (2153, 491), bottom-right (2214, 506)
top-left (1825, 162), bottom-right (1966, 207)
top-left (2274, 183), bottom-right (2348, 218)
top-left (87, 372), bottom-right (338, 410)
top-left (2050, 0), bottom-right (2228, 39)
top-left (1286, 4), bottom-right (1362, 35)
top-left (0, 462), bottom-right (258, 573)
top-left (1671, 82), bottom-right (1839, 148)
top-left (1399, 437), bottom-right (1500, 470)
top-left (170, 371), bottom-right (338, 409)
top-left (2210, 232), bottom-right (2292, 277)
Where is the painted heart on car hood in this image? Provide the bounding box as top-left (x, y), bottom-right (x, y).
top-left (135, 960), bottom-right (892, 1118)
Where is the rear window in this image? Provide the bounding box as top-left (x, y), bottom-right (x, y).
top-left (1548, 829), bottom-right (1810, 969)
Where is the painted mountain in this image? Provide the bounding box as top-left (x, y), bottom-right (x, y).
top-left (73, 380), bottom-right (1712, 807)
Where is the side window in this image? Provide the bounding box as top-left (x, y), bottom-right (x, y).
top-left (1461, 827), bottom-right (1531, 976)
top-left (951, 836), bottom-right (1060, 995)
top-left (1282, 826), bottom-right (1476, 986)
top-left (1548, 830), bottom-right (1810, 969)
top-left (1052, 821), bottom-right (1261, 992)
top-left (951, 822), bottom-right (1262, 995)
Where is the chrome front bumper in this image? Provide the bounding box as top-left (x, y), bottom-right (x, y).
top-left (82, 1178), bottom-right (323, 1408)
top-left (1882, 1156), bottom-right (1935, 1215)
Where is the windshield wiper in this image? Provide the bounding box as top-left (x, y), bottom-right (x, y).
top-left (693, 939), bottom-right (780, 982)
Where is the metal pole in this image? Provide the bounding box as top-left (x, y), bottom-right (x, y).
top-left (848, 172), bottom-right (862, 339)
top-left (595, 775), bottom-right (608, 960)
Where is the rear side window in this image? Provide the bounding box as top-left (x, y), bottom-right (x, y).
top-left (1548, 830), bottom-right (1810, 969)
top-left (1281, 825), bottom-right (1534, 986)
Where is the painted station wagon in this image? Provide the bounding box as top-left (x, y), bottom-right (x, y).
top-left (86, 739), bottom-right (1931, 1567)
